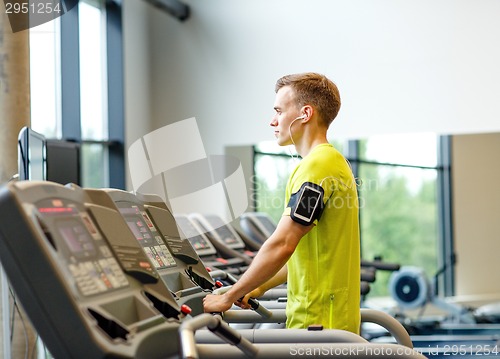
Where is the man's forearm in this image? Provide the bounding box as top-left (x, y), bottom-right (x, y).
top-left (223, 237), bottom-right (293, 302)
top-left (256, 264), bottom-right (287, 294)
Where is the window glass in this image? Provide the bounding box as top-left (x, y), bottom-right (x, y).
top-left (254, 153), bottom-right (294, 222)
top-left (78, 0), bottom-right (109, 188)
top-left (358, 163), bottom-right (439, 296)
top-left (81, 144), bottom-right (108, 188)
top-left (357, 133), bottom-right (440, 296)
top-left (360, 133), bottom-right (438, 167)
top-left (29, 19), bottom-right (61, 138)
top-left (79, 0), bottom-right (107, 141)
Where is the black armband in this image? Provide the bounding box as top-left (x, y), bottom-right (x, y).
top-left (287, 182), bottom-right (325, 226)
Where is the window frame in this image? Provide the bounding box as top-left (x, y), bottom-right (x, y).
top-left (59, 0), bottom-right (125, 189)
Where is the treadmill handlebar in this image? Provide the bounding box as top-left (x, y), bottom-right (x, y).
top-left (179, 313), bottom-right (258, 359)
top-left (360, 308), bottom-right (413, 348)
top-left (209, 269), bottom-right (239, 285)
top-left (212, 285), bottom-right (272, 318)
top-left (247, 297), bottom-right (272, 318)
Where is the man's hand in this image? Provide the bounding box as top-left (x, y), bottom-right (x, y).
top-left (239, 287), bottom-right (265, 309)
top-left (203, 293), bottom-right (234, 313)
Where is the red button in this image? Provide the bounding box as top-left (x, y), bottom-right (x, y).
top-left (215, 280), bottom-right (223, 288)
top-left (180, 304), bottom-right (192, 315)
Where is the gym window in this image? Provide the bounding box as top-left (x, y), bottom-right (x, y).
top-left (29, 0), bottom-right (125, 189)
top-left (79, 0), bottom-right (109, 188)
top-left (253, 133), bottom-right (453, 297)
top-left (29, 17), bottom-right (61, 138)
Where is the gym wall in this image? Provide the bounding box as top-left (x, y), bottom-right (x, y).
top-left (452, 132), bottom-right (500, 299)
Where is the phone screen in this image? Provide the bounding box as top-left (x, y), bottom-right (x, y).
top-left (294, 185), bottom-right (322, 222)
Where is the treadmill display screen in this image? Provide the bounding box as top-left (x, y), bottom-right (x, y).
top-left (58, 218), bottom-right (97, 258)
top-left (175, 216), bottom-right (212, 250)
top-left (118, 205), bottom-right (177, 269)
top-left (189, 235), bottom-right (212, 250)
top-left (215, 226), bottom-right (238, 246)
top-left (202, 214), bottom-right (242, 248)
top-left (36, 198), bottom-right (129, 297)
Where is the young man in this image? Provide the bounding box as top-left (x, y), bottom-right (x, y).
top-left (203, 72), bottom-right (361, 333)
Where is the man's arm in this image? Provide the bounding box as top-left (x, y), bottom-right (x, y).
top-left (203, 215), bottom-right (313, 313)
top-left (238, 264), bottom-right (288, 309)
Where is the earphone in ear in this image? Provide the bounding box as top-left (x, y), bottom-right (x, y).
top-left (291, 114), bottom-right (307, 123)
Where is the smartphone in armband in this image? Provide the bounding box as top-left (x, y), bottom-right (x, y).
top-left (289, 182), bottom-right (325, 226)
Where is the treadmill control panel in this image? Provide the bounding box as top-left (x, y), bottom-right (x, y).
top-left (198, 214), bottom-right (245, 249)
top-left (174, 215), bottom-right (217, 256)
top-left (36, 198), bottom-right (129, 297)
top-left (118, 204), bottom-right (177, 270)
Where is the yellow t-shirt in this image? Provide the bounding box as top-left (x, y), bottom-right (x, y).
top-left (284, 143), bottom-right (361, 333)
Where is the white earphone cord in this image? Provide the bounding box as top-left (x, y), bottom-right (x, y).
top-left (287, 116), bottom-right (303, 161)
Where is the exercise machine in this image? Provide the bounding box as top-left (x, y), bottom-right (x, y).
top-left (0, 181), bottom-right (182, 358)
top-left (175, 213), bottom-right (250, 275)
top-left (84, 188), bottom-right (217, 315)
top-left (190, 212), bottom-right (258, 261)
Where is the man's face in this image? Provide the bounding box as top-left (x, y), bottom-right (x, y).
top-left (270, 86), bottom-right (301, 146)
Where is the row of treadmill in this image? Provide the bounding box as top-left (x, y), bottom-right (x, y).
top-left (0, 180), bottom-right (479, 358)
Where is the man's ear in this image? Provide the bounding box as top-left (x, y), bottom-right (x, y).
top-left (300, 105), bottom-right (314, 122)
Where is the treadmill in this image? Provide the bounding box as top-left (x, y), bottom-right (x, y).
top-left (175, 213), bottom-right (250, 275)
top-left (85, 188), bottom-right (216, 315)
top-left (190, 213), bottom-right (258, 261)
top-left (0, 181), bottom-right (182, 358)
